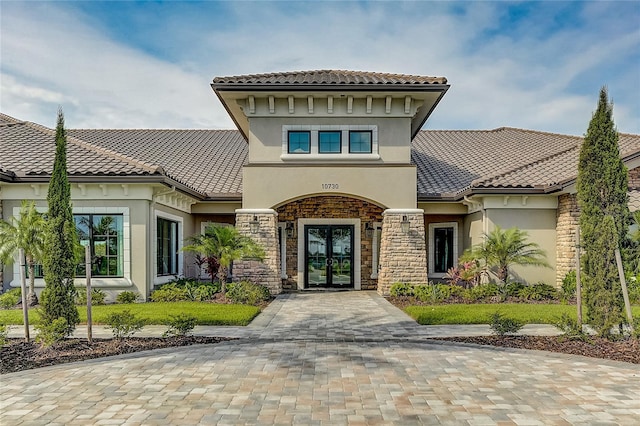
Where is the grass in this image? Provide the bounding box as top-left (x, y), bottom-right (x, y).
top-left (0, 302), bottom-right (261, 326)
top-left (404, 303), bottom-right (640, 325)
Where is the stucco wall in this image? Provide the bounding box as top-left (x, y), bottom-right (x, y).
top-left (486, 209), bottom-right (557, 286)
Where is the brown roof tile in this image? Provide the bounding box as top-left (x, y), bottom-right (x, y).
top-left (213, 70), bottom-right (447, 86)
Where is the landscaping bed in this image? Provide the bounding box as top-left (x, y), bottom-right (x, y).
top-left (1, 336), bottom-right (232, 374)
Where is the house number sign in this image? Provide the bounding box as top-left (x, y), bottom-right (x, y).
top-left (321, 183), bottom-right (340, 190)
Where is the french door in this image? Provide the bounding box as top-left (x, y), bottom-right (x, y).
top-left (305, 225), bottom-right (354, 288)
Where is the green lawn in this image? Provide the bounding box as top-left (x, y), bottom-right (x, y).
top-left (0, 302), bottom-right (261, 326)
top-left (404, 303), bottom-right (640, 325)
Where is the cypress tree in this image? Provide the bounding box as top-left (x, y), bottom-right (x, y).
top-left (577, 87), bottom-right (629, 337)
top-left (40, 108), bottom-right (80, 335)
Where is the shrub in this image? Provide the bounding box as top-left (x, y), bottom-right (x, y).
top-left (75, 288), bottom-right (107, 305)
top-left (226, 281), bottom-right (271, 305)
top-left (554, 313), bottom-right (585, 339)
top-left (116, 291), bottom-right (140, 304)
top-left (150, 283), bottom-right (189, 302)
top-left (489, 312), bottom-right (523, 336)
top-left (389, 283), bottom-right (414, 297)
top-left (0, 323), bottom-right (8, 347)
top-left (0, 288), bottom-right (21, 309)
top-left (518, 282), bottom-right (558, 301)
top-left (463, 283), bottom-right (498, 302)
top-left (104, 310), bottom-right (145, 339)
top-left (560, 271), bottom-right (577, 303)
top-left (194, 284), bottom-right (218, 301)
top-left (163, 313), bottom-right (197, 337)
top-left (35, 317), bottom-right (68, 347)
top-left (414, 284), bottom-right (451, 303)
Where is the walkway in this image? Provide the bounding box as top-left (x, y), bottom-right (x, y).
top-left (2, 292), bottom-right (639, 425)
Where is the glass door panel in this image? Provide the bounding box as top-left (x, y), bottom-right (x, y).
top-left (331, 226), bottom-right (352, 286)
top-left (306, 226), bottom-right (328, 287)
top-left (305, 225), bottom-right (354, 288)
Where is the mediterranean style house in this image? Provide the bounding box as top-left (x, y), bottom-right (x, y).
top-left (1, 70), bottom-right (639, 300)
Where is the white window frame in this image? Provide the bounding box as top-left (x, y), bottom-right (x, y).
top-left (371, 221), bottom-right (382, 279)
top-left (154, 210), bottom-right (184, 285)
top-left (281, 124), bottom-right (379, 161)
top-left (10, 206), bottom-right (132, 288)
top-left (278, 223), bottom-right (287, 279)
top-left (428, 222), bottom-right (458, 278)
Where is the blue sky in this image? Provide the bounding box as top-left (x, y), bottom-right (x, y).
top-left (1, 1), bottom-right (639, 135)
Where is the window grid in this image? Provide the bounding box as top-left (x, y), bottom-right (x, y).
top-left (349, 131), bottom-right (373, 153)
top-left (288, 131), bottom-right (311, 154)
top-left (318, 131), bottom-right (342, 154)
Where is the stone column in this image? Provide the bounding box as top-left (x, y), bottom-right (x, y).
top-left (377, 209), bottom-right (428, 296)
top-left (555, 194), bottom-right (580, 288)
top-left (234, 209), bottom-right (282, 295)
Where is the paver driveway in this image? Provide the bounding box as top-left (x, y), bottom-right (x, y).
top-left (2, 291), bottom-right (639, 425)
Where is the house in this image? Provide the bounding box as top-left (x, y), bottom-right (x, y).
top-left (1, 70), bottom-right (639, 300)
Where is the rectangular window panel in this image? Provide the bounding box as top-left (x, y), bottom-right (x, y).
top-left (433, 227), bottom-right (454, 273)
top-left (318, 131), bottom-right (341, 153)
top-left (349, 131), bottom-right (372, 153)
top-left (288, 131), bottom-right (311, 154)
top-left (157, 217), bottom-right (179, 276)
top-left (73, 214), bottom-right (124, 277)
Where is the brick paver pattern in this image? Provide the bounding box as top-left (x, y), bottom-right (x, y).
top-left (2, 291), bottom-right (639, 425)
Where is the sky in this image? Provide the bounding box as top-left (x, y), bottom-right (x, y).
top-left (1, 1), bottom-right (639, 135)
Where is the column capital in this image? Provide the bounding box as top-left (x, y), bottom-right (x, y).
top-left (382, 209), bottom-right (424, 216)
top-left (235, 208), bottom-right (278, 216)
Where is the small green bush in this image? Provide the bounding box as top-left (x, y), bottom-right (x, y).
top-left (489, 312), bottom-right (524, 336)
top-left (0, 288), bottom-right (21, 309)
top-left (518, 282), bottom-right (558, 301)
top-left (414, 284), bottom-right (451, 303)
top-left (463, 283), bottom-right (498, 302)
top-left (194, 285), bottom-right (217, 301)
top-left (76, 288), bottom-right (107, 305)
top-left (0, 323), bottom-right (8, 347)
top-left (150, 283), bottom-right (189, 302)
top-left (389, 283), bottom-right (414, 297)
top-left (35, 317), bottom-right (68, 347)
top-left (116, 291), bottom-right (140, 304)
top-left (163, 313), bottom-right (197, 337)
top-left (560, 270), bottom-right (577, 303)
top-left (104, 310), bottom-right (145, 339)
top-left (226, 281), bottom-right (271, 305)
top-left (553, 312), bottom-right (585, 339)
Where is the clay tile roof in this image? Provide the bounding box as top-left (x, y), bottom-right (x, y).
top-left (412, 128), bottom-right (640, 198)
top-left (213, 70), bottom-right (447, 86)
top-left (68, 129), bottom-right (247, 198)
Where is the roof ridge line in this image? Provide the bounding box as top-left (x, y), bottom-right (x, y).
top-left (471, 143), bottom-right (580, 188)
top-left (23, 121), bottom-right (165, 175)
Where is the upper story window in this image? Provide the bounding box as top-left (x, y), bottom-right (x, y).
top-left (288, 131), bottom-right (311, 154)
top-left (281, 125), bottom-right (379, 160)
top-left (318, 131), bottom-right (342, 154)
top-left (349, 131), bottom-right (372, 153)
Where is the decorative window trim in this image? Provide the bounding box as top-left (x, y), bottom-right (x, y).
top-left (154, 211), bottom-right (184, 285)
top-left (10, 206), bottom-right (132, 289)
top-left (281, 124), bottom-right (379, 161)
top-left (428, 222), bottom-right (458, 278)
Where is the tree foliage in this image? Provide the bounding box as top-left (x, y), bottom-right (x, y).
top-left (40, 109), bottom-right (79, 336)
top-left (0, 200), bottom-right (46, 305)
top-left (462, 226), bottom-right (549, 283)
top-left (577, 87), bottom-right (629, 337)
top-left (183, 224), bottom-right (265, 295)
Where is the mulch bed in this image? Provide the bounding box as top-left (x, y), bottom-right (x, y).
top-left (435, 335), bottom-right (640, 364)
top-left (1, 336), bottom-right (231, 374)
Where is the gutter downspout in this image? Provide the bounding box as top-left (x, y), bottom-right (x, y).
top-left (148, 186), bottom-right (177, 298)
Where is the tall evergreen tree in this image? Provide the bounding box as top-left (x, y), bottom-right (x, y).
top-left (577, 87), bottom-right (629, 337)
top-left (40, 108), bottom-right (79, 335)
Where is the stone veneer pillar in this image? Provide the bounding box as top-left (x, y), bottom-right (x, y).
top-left (234, 209), bottom-right (282, 295)
top-left (555, 194), bottom-right (580, 287)
top-left (377, 209), bottom-right (428, 296)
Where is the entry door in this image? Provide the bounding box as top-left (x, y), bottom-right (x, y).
top-left (305, 225), bottom-right (354, 288)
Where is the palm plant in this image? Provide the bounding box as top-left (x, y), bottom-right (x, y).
top-left (463, 226), bottom-right (549, 283)
top-left (0, 200), bottom-right (47, 306)
top-left (183, 224), bottom-right (265, 296)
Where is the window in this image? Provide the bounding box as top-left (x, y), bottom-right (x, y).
top-left (288, 131), bottom-right (311, 153)
top-left (75, 214), bottom-right (124, 277)
top-left (349, 131), bottom-right (372, 153)
top-left (157, 218), bottom-right (179, 276)
top-left (428, 222), bottom-right (458, 277)
top-left (318, 131), bottom-right (341, 153)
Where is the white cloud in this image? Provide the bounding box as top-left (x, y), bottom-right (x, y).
top-left (0, 1), bottom-right (638, 134)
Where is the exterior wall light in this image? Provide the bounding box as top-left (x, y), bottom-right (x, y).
top-left (249, 215), bottom-right (260, 233)
top-left (365, 222), bottom-right (374, 239)
top-left (400, 215), bottom-right (410, 233)
top-left (286, 221), bottom-right (295, 238)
